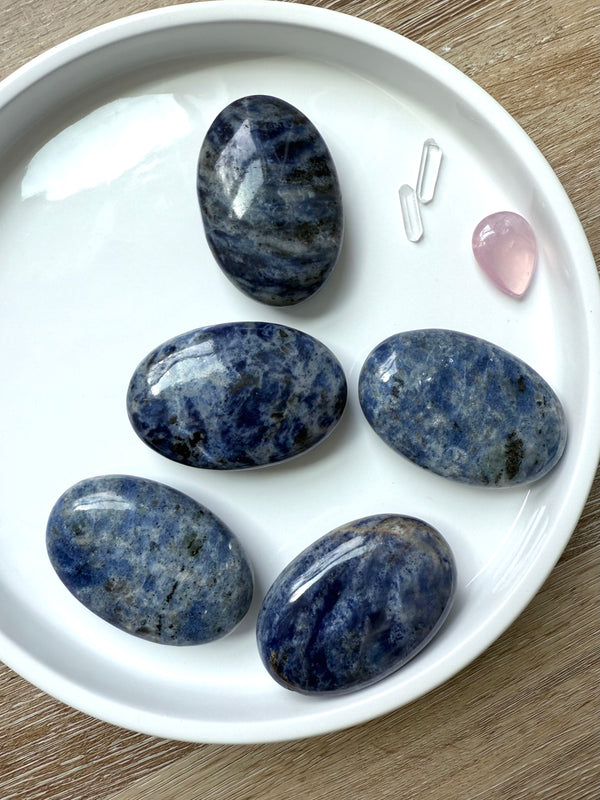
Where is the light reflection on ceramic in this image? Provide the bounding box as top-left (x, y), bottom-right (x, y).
top-left (22, 95), bottom-right (191, 200)
top-left (490, 502), bottom-right (550, 594)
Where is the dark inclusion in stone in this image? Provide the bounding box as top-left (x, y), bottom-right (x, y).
top-left (127, 321), bottom-right (347, 470)
top-left (256, 514), bottom-right (456, 694)
top-left (46, 475), bottom-right (253, 645)
top-left (197, 94), bottom-right (343, 306)
top-left (359, 329), bottom-right (567, 487)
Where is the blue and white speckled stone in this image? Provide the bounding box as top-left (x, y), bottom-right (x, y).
top-left (359, 329), bottom-right (567, 486)
top-left (46, 475), bottom-right (253, 645)
top-left (256, 515), bottom-right (456, 694)
top-left (127, 322), bottom-right (347, 469)
top-left (197, 95), bottom-right (343, 306)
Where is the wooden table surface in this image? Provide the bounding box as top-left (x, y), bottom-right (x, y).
top-left (0, 1), bottom-right (598, 798)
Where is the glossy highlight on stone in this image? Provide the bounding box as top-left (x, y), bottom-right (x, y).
top-left (359, 329), bottom-right (567, 486)
top-left (256, 515), bottom-right (456, 694)
top-left (127, 322), bottom-right (347, 469)
top-left (46, 475), bottom-right (254, 644)
top-left (472, 211), bottom-right (537, 297)
top-left (197, 95), bottom-right (343, 306)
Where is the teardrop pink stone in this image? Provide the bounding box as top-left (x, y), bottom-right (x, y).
top-left (472, 211), bottom-right (537, 297)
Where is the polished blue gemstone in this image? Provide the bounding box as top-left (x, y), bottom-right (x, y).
top-left (359, 329), bottom-right (567, 486)
top-left (197, 95), bottom-right (343, 306)
top-left (46, 475), bottom-right (254, 644)
top-left (256, 515), bottom-right (456, 694)
top-left (127, 321), bottom-right (347, 469)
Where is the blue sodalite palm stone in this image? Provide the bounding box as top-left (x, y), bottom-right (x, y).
top-left (197, 95), bottom-right (343, 306)
top-left (127, 321), bottom-right (347, 469)
top-left (359, 329), bottom-right (567, 486)
top-left (46, 475), bottom-right (253, 645)
top-left (256, 514), bottom-right (456, 694)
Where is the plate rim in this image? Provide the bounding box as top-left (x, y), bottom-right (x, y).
top-left (1, 0), bottom-right (599, 744)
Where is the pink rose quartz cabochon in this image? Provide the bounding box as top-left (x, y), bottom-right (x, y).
top-left (472, 211), bottom-right (538, 297)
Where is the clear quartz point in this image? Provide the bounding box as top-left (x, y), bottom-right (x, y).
top-left (416, 138), bottom-right (442, 204)
top-left (399, 184), bottom-right (423, 242)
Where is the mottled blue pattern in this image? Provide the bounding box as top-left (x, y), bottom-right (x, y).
top-left (197, 95), bottom-right (343, 306)
top-left (359, 329), bottom-right (567, 486)
top-left (46, 475), bottom-right (253, 645)
top-left (127, 322), bottom-right (347, 469)
top-left (256, 515), bottom-right (456, 694)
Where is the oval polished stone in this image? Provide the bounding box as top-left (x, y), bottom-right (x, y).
top-left (197, 94), bottom-right (343, 306)
top-left (127, 322), bottom-right (347, 469)
top-left (359, 329), bottom-right (567, 486)
top-left (46, 475), bottom-right (254, 644)
top-left (256, 515), bottom-right (456, 694)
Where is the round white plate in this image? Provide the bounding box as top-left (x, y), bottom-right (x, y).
top-left (1, 1), bottom-right (598, 744)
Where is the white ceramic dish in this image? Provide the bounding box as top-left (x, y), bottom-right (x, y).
top-left (0, 1), bottom-right (598, 744)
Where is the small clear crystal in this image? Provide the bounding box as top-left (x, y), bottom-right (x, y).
top-left (416, 138), bottom-right (442, 204)
top-left (399, 184), bottom-right (423, 242)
